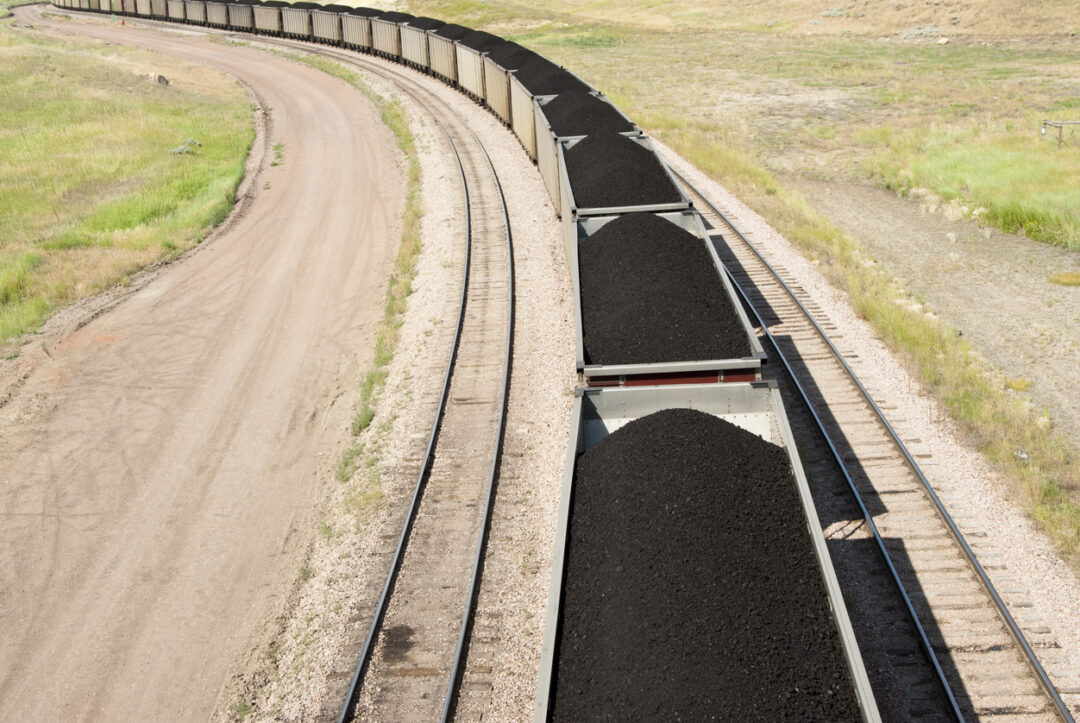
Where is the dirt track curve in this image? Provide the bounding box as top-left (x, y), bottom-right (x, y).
top-left (1, 6), bottom-right (402, 719)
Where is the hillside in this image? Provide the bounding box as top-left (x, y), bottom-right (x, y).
top-left (551, 0), bottom-right (1078, 37)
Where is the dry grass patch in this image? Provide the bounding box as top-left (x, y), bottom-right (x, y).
top-left (0, 21), bottom-right (253, 340)
top-left (1049, 271), bottom-right (1080, 286)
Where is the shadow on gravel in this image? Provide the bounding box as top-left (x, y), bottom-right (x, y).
top-left (833, 536), bottom-right (971, 721)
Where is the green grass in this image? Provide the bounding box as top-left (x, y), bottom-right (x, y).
top-left (864, 121), bottom-right (1080, 249)
top-left (0, 22), bottom-right (253, 340)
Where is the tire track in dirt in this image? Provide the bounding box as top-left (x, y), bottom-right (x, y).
top-left (1, 7), bottom-right (403, 719)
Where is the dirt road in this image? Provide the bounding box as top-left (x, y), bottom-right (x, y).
top-left (1, 7), bottom-right (402, 719)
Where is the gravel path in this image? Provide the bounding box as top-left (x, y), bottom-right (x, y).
top-left (793, 176), bottom-right (1080, 446)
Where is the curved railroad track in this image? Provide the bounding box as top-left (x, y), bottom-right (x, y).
top-left (669, 165), bottom-right (1078, 722)
top-left (262, 37), bottom-right (515, 722)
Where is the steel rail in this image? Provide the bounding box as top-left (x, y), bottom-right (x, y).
top-left (333, 83), bottom-right (472, 723)
top-left (440, 119), bottom-right (515, 723)
top-left (671, 166), bottom-right (1074, 723)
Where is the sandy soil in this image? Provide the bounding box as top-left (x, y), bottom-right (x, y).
top-left (1, 6), bottom-right (402, 720)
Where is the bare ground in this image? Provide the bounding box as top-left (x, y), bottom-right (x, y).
top-left (790, 175), bottom-right (1080, 448)
top-left (0, 6), bottom-right (402, 720)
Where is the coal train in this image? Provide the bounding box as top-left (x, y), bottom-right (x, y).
top-left (50, 1), bottom-right (882, 718)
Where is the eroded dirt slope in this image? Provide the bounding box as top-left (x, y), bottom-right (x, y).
top-left (0, 7), bottom-right (402, 719)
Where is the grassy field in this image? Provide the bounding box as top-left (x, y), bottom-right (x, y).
top-left (408, 0), bottom-right (1080, 560)
top-left (0, 12), bottom-right (253, 340)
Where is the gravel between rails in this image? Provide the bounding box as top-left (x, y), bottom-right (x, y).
top-left (554, 408), bottom-right (861, 722)
top-left (564, 131), bottom-right (682, 209)
top-left (579, 211), bottom-right (753, 365)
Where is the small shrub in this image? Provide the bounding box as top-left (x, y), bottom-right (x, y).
top-left (351, 405), bottom-right (374, 435)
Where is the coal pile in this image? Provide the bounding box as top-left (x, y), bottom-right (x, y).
top-left (432, 23), bottom-right (471, 40)
top-left (578, 212), bottom-right (751, 365)
top-left (563, 132), bottom-right (681, 209)
top-left (459, 29), bottom-right (504, 52)
top-left (486, 41), bottom-right (539, 71)
top-left (513, 55), bottom-right (589, 96)
top-left (541, 90), bottom-right (635, 137)
top-left (373, 10), bottom-right (412, 23)
top-left (405, 16), bottom-right (444, 31)
top-left (347, 7), bottom-right (380, 17)
top-left (552, 408), bottom-right (862, 722)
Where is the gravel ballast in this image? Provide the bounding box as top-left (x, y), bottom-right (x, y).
top-left (541, 90), bottom-right (635, 137)
top-left (552, 408), bottom-right (862, 722)
top-left (578, 212), bottom-right (752, 365)
top-left (563, 131), bottom-right (681, 209)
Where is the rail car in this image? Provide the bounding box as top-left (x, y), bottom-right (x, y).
top-left (370, 10), bottom-right (410, 58)
top-left (226, 0), bottom-right (255, 32)
top-left (535, 383), bottom-right (879, 720)
top-left (399, 16), bottom-right (443, 70)
top-left (52, 2), bottom-right (885, 718)
top-left (166, 0), bottom-right (185, 21)
top-left (252, 0), bottom-right (284, 34)
top-left (341, 6), bottom-right (378, 51)
top-left (183, 0), bottom-right (205, 24)
top-left (310, 3), bottom-right (348, 45)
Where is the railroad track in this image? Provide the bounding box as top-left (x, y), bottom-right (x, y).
top-left (669, 164), bottom-right (1079, 722)
top-left (259, 39), bottom-right (515, 722)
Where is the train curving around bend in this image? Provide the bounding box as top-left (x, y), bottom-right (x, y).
top-left (50, 0), bottom-right (882, 719)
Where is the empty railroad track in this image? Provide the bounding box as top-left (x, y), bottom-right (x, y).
top-left (324, 51), bottom-right (514, 722)
top-left (670, 164), bottom-right (1079, 722)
